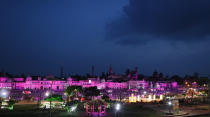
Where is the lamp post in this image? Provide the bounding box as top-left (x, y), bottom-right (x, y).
top-left (0, 89), bottom-right (8, 99)
top-left (0, 89), bottom-right (8, 109)
top-left (168, 101), bottom-right (172, 114)
top-left (71, 105), bottom-right (77, 112)
top-left (115, 103), bottom-right (121, 117)
top-left (45, 92), bottom-right (49, 97)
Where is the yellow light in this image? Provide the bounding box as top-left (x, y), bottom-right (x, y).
top-left (153, 95), bottom-right (156, 100)
top-left (148, 95), bottom-right (152, 101)
top-left (160, 95), bottom-right (163, 100)
top-left (137, 95), bottom-right (140, 102)
top-left (129, 93), bottom-right (137, 103)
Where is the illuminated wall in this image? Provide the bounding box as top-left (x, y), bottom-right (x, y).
top-left (0, 77), bottom-right (178, 95)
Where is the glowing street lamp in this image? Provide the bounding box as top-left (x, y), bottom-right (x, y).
top-left (45, 92), bottom-right (49, 97)
top-left (168, 101), bottom-right (172, 114)
top-left (0, 89), bottom-right (8, 98)
top-left (116, 103), bottom-right (120, 111)
top-left (2, 92), bottom-right (7, 96)
top-left (143, 91), bottom-right (147, 94)
top-left (168, 101), bottom-right (172, 106)
top-left (115, 103), bottom-right (121, 117)
top-left (71, 106), bottom-right (77, 112)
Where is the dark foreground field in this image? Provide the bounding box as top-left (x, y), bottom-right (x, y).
top-left (0, 104), bottom-right (164, 117)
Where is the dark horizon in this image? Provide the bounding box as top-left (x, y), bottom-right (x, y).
top-left (1, 0), bottom-right (210, 76)
top-left (0, 67), bottom-right (208, 79)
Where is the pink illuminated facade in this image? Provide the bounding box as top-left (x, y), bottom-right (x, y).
top-left (0, 74), bottom-right (178, 101)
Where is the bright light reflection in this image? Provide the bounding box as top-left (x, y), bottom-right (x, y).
top-left (116, 103), bottom-right (120, 111)
top-left (168, 101), bottom-right (172, 106)
top-left (2, 92), bottom-right (7, 96)
top-left (71, 106), bottom-right (76, 111)
top-left (45, 92), bottom-right (49, 97)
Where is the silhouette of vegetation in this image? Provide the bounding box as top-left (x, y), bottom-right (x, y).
top-left (84, 86), bottom-right (100, 99)
top-left (45, 94), bottom-right (63, 102)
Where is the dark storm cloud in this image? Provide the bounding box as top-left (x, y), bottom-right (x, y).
top-left (106, 0), bottom-right (210, 45)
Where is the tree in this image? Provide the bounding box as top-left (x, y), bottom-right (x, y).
top-left (86, 73), bottom-right (91, 78)
top-left (65, 86), bottom-right (82, 102)
top-left (197, 77), bottom-right (208, 86)
top-left (170, 75), bottom-right (183, 85)
top-left (101, 72), bottom-right (106, 78)
top-left (125, 68), bottom-right (130, 76)
top-left (0, 97), bottom-right (2, 109)
top-left (102, 95), bottom-right (110, 102)
top-left (45, 94), bottom-right (63, 102)
top-left (84, 87), bottom-right (100, 100)
top-left (138, 74), bottom-right (144, 80)
top-left (8, 99), bottom-right (16, 110)
top-left (208, 79), bottom-right (210, 111)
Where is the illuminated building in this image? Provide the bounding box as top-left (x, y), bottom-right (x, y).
top-left (0, 69), bottom-right (179, 101)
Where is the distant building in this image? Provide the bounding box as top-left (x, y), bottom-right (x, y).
top-left (0, 67), bottom-right (179, 101)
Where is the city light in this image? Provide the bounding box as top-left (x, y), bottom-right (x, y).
top-left (143, 91), bottom-right (147, 94)
top-left (168, 101), bottom-right (172, 106)
top-left (0, 89), bottom-right (8, 98)
top-left (71, 106), bottom-right (77, 112)
top-left (2, 92), bottom-right (7, 96)
top-left (45, 92), bottom-right (49, 97)
top-left (115, 103), bottom-right (120, 111)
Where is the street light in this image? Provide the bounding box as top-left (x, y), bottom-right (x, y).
top-left (115, 103), bottom-right (121, 117)
top-left (45, 92), bottom-right (49, 97)
top-left (168, 101), bottom-right (172, 114)
top-left (71, 106), bottom-right (77, 112)
top-left (143, 91), bottom-right (147, 94)
top-left (0, 89), bottom-right (8, 98)
top-left (2, 92), bottom-right (7, 96)
top-left (116, 103), bottom-right (120, 111)
top-left (168, 101), bottom-right (172, 106)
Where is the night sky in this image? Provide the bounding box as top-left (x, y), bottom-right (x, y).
top-left (0, 0), bottom-right (210, 76)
